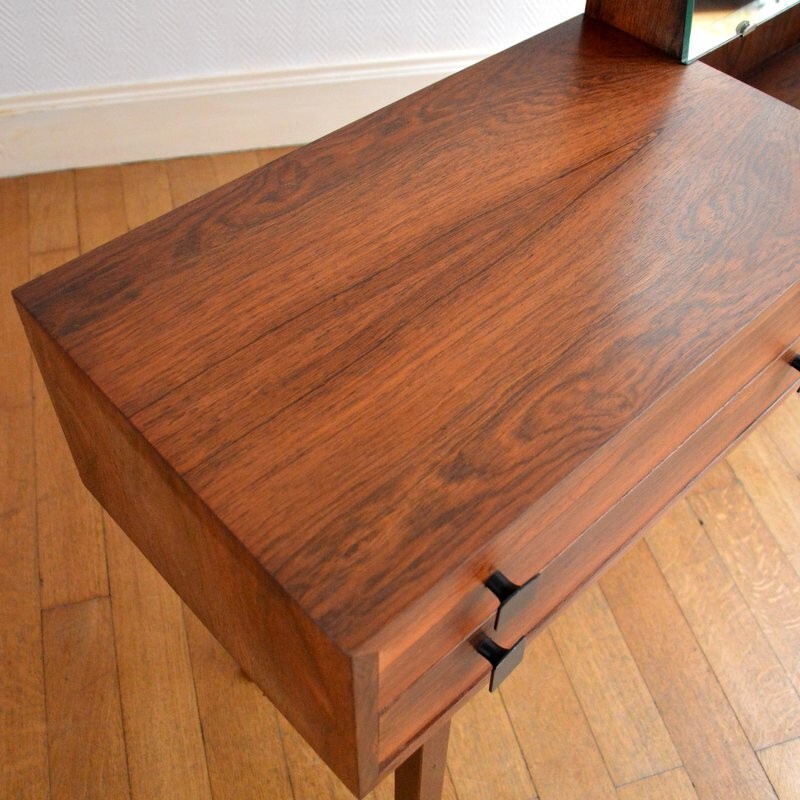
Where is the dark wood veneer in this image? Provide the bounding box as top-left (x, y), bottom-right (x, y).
top-left (13, 14), bottom-right (800, 797)
top-left (379, 346), bottom-right (800, 766)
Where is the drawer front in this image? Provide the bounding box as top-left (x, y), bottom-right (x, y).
top-left (378, 351), bottom-right (800, 768)
top-left (378, 292), bottom-right (800, 714)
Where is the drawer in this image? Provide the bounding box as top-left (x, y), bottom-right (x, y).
top-left (377, 286), bottom-right (800, 720)
top-left (378, 348), bottom-right (800, 768)
top-left (14, 13), bottom-right (800, 796)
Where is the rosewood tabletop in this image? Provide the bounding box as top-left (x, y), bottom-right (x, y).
top-left (13, 15), bottom-right (800, 797)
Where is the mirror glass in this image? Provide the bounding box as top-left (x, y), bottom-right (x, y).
top-left (685, 0), bottom-right (800, 61)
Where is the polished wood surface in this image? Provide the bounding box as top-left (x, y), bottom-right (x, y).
top-left (5, 151), bottom-right (800, 799)
top-left (11, 14), bottom-right (800, 797)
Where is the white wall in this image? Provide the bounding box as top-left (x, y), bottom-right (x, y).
top-left (0, 1), bottom-right (583, 96)
top-left (0, 0), bottom-right (584, 175)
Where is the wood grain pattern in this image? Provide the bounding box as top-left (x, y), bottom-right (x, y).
top-left (210, 151), bottom-right (260, 186)
top-left (255, 147), bottom-right (299, 167)
top-left (14, 295), bottom-right (378, 793)
top-left (167, 152), bottom-right (301, 800)
top-left (379, 350), bottom-right (800, 766)
top-left (41, 598), bottom-right (129, 800)
top-left (89, 145), bottom-right (376, 792)
top-left (762, 398), bottom-right (800, 475)
top-left (105, 520), bottom-right (212, 800)
top-left (0, 177), bottom-right (49, 800)
top-left (446, 690), bottom-right (535, 800)
top-left (183, 609), bottom-right (295, 800)
top-left (758, 738), bottom-right (800, 799)
top-left (550, 585), bottom-right (680, 785)
top-left (501, 631), bottom-right (617, 800)
top-left (601, 542), bottom-right (777, 799)
top-left (75, 167), bottom-right (128, 252)
top-left (728, 427), bottom-right (800, 559)
top-left (278, 714), bottom-right (354, 800)
top-left (140, 62), bottom-right (800, 663)
top-left (18, 17), bottom-right (800, 664)
top-left (166, 157), bottom-right (218, 208)
top-left (32, 248), bottom-right (107, 608)
top-left (27, 170), bottom-right (78, 254)
top-left (12, 15), bottom-right (800, 796)
top-left (616, 768), bottom-right (699, 800)
top-left (687, 467), bottom-right (800, 694)
top-left (121, 161), bottom-right (172, 228)
top-left (99, 151), bottom-right (212, 800)
top-left (648, 499), bottom-right (800, 749)
top-left (131, 151), bottom-right (377, 792)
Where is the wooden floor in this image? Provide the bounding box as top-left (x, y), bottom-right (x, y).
top-left (3, 149), bottom-right (800, 800)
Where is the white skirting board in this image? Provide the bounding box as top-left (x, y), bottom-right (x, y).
top-left (0, 53), bottom-right (486, 178)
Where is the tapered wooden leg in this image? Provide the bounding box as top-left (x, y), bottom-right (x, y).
top-left (394, 721), bottom-right (451, 800)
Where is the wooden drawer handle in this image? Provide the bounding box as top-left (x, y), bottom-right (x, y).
top-left (485, 570), bottom-right (540, 631)
top-left (476, 635), bottom-right (526, 692)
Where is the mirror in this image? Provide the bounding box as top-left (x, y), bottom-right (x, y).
top-left (685, 0), bottom-right (800, 61)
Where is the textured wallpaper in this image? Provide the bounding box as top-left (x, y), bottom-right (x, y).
top-left (0, 0), bottom-right (583, 98)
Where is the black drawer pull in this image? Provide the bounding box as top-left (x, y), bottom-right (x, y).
top-left (485, 570), bottom-right (540, 631)
top-left (476, 635), bottom-right (526, 691)
top-left (789, 355), bottom-right (800, 392)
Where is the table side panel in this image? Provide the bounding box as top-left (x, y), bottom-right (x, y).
top-left (14, 302), bottom-right (380, 796)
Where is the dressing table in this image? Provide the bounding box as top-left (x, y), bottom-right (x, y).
top-left (12, 2), bottom-right (800, 798)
